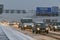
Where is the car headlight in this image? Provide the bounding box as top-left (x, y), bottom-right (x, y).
top-left (17, 23), bottom-right (19, 25)
top-left (46, 27), bottom-right (49, 30)
top-left (24, 25), bottom-right (27, 27)
top-left (37, 24), bottom-right (40, 25)
top-left (37, 28), bottom-right (40, 30)
top-left (32, 25), bottom-right (34, 27)
top-left (54, 26), bottom-right (57, 29)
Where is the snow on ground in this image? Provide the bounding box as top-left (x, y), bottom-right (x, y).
top-left (1, 25), bottom-right (37, 40)
top-left (0, 26), bottom-right (9, 40)
top-left (11, 26), bottom-right (59, 40)
top-left (50, 31), bottom-right (60, 35)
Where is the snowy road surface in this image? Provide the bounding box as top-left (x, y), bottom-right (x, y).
top-left (12, 26), bottom-right (60, 40)
top-left (0, 27), bottom-right (9, 40)
top-left (0, 25), bottom-right (37, 40)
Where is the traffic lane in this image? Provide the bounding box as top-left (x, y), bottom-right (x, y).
top-left (50, 31), bottom-right (60, 35)
top-left (0, 26), bottom-right (9, 40)
top-left (1, 25), bottom-right (37, 40)
top-left (9, 24), bottom-right (60, 40)
top-left (21, 30), bottom-right (58, 40)
top-left (11, 26), bottom-right (57, 40)
top-left (42, 34), bottom-right (60, 40)
top-left (41, 31), bottom-right (60, 40)
top-left (49, 31), bottom-right (60, 36)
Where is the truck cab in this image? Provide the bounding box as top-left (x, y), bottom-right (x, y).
top-left (20, 18), bottom-right (34, 30)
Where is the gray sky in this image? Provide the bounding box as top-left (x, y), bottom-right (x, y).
top-left (0, 0), bottom-right (60, 10)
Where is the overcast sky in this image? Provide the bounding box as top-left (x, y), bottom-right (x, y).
top-left (0, 0), bottom-right (60, 10)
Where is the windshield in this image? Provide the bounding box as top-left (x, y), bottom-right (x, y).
top-left (51, 22), bottom-right (60, 26)
top-left (36, 23), bottom-right (46, 27)
top-left (21, 19), bottom-right (33, 23)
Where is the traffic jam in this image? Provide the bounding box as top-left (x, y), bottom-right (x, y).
top-left (1, 18), bottom-right (60, 40)
top-left (8, 18), bottom-right (60, 34)
top-left (0, 3), bottom-right (60, 40)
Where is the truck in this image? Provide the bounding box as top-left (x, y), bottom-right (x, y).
top-left (20, 18), bottom-right (34, 30)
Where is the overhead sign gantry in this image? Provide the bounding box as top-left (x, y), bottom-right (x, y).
top-left (0, 4), bottom-right (3, 14)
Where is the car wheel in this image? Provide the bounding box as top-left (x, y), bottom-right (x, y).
top-left (36, 31), bottom-right (38, 34)
top-left (32, 30), bottom-right (35, 33)
top-left (21, 27), bottom-right (23, 30)
top-left (18, 26), bottom-right (20, 28)
top-left (39, 31), bottom-right (40, 34)
top-left (23, 28), bottom-right (25, 30)
top-left (53, 29), bottom-right (56, 31)
top-left (21, 27), bottom-right (25, 30)
top-left (46, 30), bottom-right (49, 34)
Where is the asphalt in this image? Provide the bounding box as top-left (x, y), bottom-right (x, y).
top-left (0, 27), bottom-right (9, 40)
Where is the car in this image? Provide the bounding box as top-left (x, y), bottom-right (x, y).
top-left (57, 25), bottom-right (60, 31)
top-left (52, 25), bottom-right (57, 31)
top-left (32, 22), bottom-right (49, 34)
top-left (52, 22), bottom-right (60, 31)
top-left (9, 21), bottom-right (19, 27)
top-left (20, 18), bottom-right (34, 30)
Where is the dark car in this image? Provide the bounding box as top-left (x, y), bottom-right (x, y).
top-left (32, 22), bottom-right (49, 34)
top-left (52, 22), bottom-right (60, 31)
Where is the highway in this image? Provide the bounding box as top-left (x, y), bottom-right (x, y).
top-left (0, 24), bottom-right (36, 40)
top-left (0, 26), bottom-right (9, 40)
top-left (12, 26), bottom-right (60, 40)
top-left (0, 23), bottom-right (60, 40)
